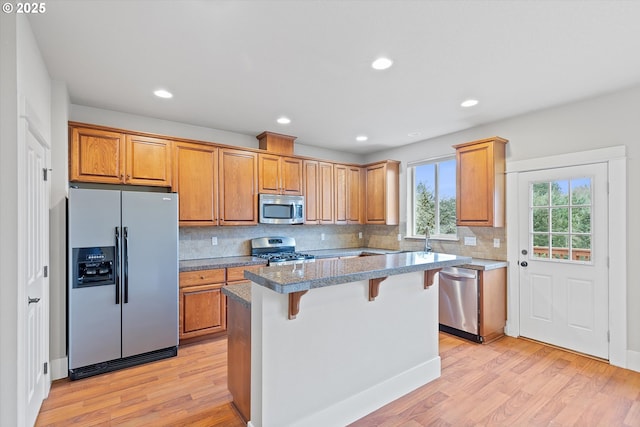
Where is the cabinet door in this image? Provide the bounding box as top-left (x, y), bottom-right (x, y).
top-left (303, 160), bottom-right (320, 224)
top-left (173, 142), bottom-right (218, 226)
top-left (179, 284), bottom-right (226, 339)
top-left (318, 162), bottom-right (334, 224)
top-left (259, 154), bottom-right (303, 195)
top-left (219, 148), bottom-right (258, 226)
top-left (280, 156), bottom-right (303, 195)
top-left (365, 161), bottom-right (399, 225)
top-left (478, 268), bottom-right (507, 343)
top-left (334, 164), bottom-right (348, 224)
top-left (347, 166), bottom-right (363, 224)
top-left (70, 126), bottom-right (126, 184)
top-left (125, 135), bottom-right (172, 186)
top-left (365, 163), bottom-right (386, 224)
top-left (454, 137), bottom-right (507, 227)
top-left (258, 153), bottom-right (281, 194)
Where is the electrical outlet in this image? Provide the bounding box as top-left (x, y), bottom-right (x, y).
top-left (464, 236), bottom-right (477, 246)
top-left (211, 236), bottom-right (218, 246)
top-left (397, 233), bottom-right (402, 241)
top-left (358, 232), bottom-right (363, 239)
top-left (321, 233), bottom-right (325, 241)
top-left (493, 238), bottom-right (501, 248)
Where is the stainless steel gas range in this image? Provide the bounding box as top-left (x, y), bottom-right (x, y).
top-left (250, 236), bottom-right (315, 265)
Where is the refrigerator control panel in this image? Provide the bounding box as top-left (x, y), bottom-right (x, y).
top-left (72, 246), bottom-right (115, 288)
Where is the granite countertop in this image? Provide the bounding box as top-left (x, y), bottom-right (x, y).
top-left (461, 258), bottom-right (508, 271)
top-left (245, 251), bottom-right (472, 294)
top-left (222, 283), bottom-right (251, 308)
top-left (179, 256), bottom-right (267, 272)
top-left (304, 247), bottom-right (401, 258)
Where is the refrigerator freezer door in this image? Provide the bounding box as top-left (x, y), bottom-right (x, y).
top-left (68, 189), bottom-right (122, 369)
top-left (121, 191), bottom-right (178, 358)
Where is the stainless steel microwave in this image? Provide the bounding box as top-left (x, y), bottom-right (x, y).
top-left (259, 194), bottom-right (305, 224)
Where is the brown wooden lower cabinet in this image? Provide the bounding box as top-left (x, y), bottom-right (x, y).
top-left (179, 269), bottom-right (227, 340)
top-left (479, 267), bottom-right (507, 343)
top-left (227, 296), bottom-right (251, 422)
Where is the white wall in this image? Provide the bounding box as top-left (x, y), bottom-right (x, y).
top-left (1, 13), bottom-right (52, 426)
top-left (0, 11), bottom-right (21, 427)
top-left (70, 105), bottom-right (364, 164)
top-left (49, 81), bottom-right (69, 379)
top-left (364, 85), bottom-right (640, 353)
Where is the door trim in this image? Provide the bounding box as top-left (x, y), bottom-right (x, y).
top-left (506, 146), bottom-right (627, 369)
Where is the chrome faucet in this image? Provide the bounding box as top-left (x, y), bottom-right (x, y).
top-left (424, 228), bottom-right (432, 252)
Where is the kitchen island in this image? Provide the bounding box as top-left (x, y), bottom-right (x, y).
top-left (225, 251), bottom-right (471, 427)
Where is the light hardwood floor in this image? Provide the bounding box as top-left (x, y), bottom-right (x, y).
top-left (36, 334), bottom-right (640, 426)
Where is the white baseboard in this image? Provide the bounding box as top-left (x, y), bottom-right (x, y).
top-left (627, 349), bottom-right (640, 373)
top-left (50, 356), bottom-right (68, 381)
top-left (289, 356), bottom-right (441, 427)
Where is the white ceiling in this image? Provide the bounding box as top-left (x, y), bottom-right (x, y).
top-left (28, 1), bottom-right (640, 154)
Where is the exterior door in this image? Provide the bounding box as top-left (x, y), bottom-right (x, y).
top-left (25, 122), bottom-right (50, 426)
top-left (518, 163), bottom-right (608, 359)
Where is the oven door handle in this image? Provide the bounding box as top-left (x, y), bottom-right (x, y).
top-left (115, 226), bottom-right (120, 304)
top-left (123, 226), bottom-right (129, 304)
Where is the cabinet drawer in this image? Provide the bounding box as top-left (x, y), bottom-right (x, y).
top-left (179, 268), bottom-right (226, 287)
top-left (227, 265), bottom-right (263, 282)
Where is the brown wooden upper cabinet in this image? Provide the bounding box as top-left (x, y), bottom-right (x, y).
top-left (303, 160), bottom-right (334, 224)
top-left (219, 148), bottom-right (258, 226)
top-left (69, 124), bottom-right (172, 187)
top-left (258, 153), bottom-right (303, 195)
top-left (173, 142), bottom-right (218, 226)
top-left (453, 136), bottom-right (508, 227)
top-left (365, 160), bottom-right (399, 225)
top-left (335, 164), bottom-right (363, 224)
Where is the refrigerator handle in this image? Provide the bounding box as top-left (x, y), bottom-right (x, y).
top-left (124, 226), bottom-right (129, 304)
top-left (115, 226), bottom-right (120, 304)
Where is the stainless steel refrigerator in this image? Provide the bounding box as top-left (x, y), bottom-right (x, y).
top-left (68, 188), bottom-right (178, 379)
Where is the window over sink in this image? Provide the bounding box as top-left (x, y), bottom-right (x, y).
top-left (407, 156), bottom-right (457, 239)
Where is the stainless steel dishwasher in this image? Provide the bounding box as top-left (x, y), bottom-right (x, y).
top-left (438, 266), bottom-right (482, 343)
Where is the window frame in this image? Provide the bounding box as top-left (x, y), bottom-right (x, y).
top-left (406, 155), bottom-right (458, 240)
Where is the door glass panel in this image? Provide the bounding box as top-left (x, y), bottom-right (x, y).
top-left (552, 180), bottom-right (569, 205)
top-left (532, 183), bottom-right (549, 206)
top-left (533, 233), bottom-right (549, 259)
top-left (532, 208), bottom-right (549, 232)
top-left (530, 176), bottom-right (593, 264)
top-left (551, 208), bottom-right (569, 232)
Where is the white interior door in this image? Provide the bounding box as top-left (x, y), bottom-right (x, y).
top-left (24, 123), bottom-right (50, 426)
top-left (518, 163), bottom-right (608, 359)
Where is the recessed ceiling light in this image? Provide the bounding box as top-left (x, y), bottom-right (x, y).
top-left (154, 89), bottom-right (173, 99)
top-left (356, 135), bottom-right (368, 142)
top-left (276, 116), bottom-right (291, 124)
top-left (371, 57), bottom-right (393, 70)
top-left (461, 99), bottom-right (479, 108)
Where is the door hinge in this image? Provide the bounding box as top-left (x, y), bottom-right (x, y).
top-left (607, 331), bottom-right (610, 342)
top-left (43, 168), bottom-right (48, 181)
top-left (43, 362), bottom-right (48, 375)
top-left (44, 265), bottom-right (48, 277)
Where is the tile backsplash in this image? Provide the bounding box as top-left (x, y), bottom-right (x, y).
top-left (179, 223), bottom-right (506, 261)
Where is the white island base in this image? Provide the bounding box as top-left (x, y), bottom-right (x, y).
top-left (249, 270), bottom-right (440, 427)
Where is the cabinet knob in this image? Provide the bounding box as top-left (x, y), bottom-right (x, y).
top-left (200, 275), bottom-right (205, 279)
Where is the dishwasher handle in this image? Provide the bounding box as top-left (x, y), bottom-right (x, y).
top-left (439, 269), bottom-right (477, 280)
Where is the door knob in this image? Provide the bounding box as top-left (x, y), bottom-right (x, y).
top-left (28, 297), bottom-right (41, 304)
top-left (520, 261), bottom-right (528, 267)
